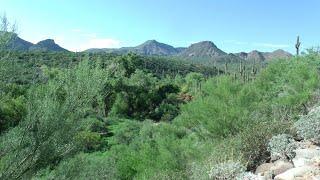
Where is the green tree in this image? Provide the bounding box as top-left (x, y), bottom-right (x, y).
top-left (0, 60), bottom-right (108, 179)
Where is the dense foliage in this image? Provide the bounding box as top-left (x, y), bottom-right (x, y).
top-left (0, 48), bottom-right (320, 179)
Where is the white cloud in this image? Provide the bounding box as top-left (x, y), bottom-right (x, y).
top-left (75, 38), bottom-right (121, 51)
top-left (253, 43), bottom-right (290, 48)
top-left (71, 28), bottom-right (82, 33)
top-left (70, 29), bottom-right (98, 38)
top-left (224, 40), bottom-right (290, 49)
top-left (27, 35), bottom-right (65, 44)
top-left (224, 40), bottom-right (249, 45)
top-left (82, 33), bottom-right (97, 38)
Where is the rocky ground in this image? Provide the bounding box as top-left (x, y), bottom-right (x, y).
top-left (254, 141), bottom-right (320, 180)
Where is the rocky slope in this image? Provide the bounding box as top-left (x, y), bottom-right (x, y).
top-left (132, 40), bottom-right (178, 55)
top-left (3, 33), bottom-right (34, 51)
top-left (29, 39), bottom-right (68, 52)
top-left (85, 40), bottom-right (292, 63)
top-left (254, 141), bottom-right (320, 180)
top-left (3, 34), bottom-right (292, 61)
top-left (264, 49), bottom-right (293, 60)
top-left (86, 40), bottom-right (179, 55)
top-left (235, 49), bottom-right (292, 62)
top-left (1, 33), bottom-right (68, 52)
top-left (250, 106), bottom-right (320, 180)
top-left (178, 41), bottom-right (227, 58)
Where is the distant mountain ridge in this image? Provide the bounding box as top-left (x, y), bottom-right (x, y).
top-left (85, 39), bottom-right (292, 62)
top-left (29, 39), bottom-right (68, 52)
top-left (234, 49), bottom-right (292, 62)
top-left (85, 40), bottom-right (179, 56)
top-left (3, 34), bottom-right (292, 61)
top-left (2, 33), bottom-right (68, 52)
top-left (178, 41), bottom-right (227, 58)
top-left (4, 33), bottom-right (34, 51)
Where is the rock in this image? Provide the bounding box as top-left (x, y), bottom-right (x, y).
top-left (296, 141), bottom-right (319, 149)
top-left (255, 163), bottom-right (274, 176)
top-left (301, 170), bottom-right (320, 180)
top-left (255, 161), bottom-right (293, 178)
top-left (313, 176), bottom-right (320, 180)
top-left (312, 156), bottom-right (320, 167)
top-left (271, 160), bottom-right (294, 176)
top-left (236, 172), bottom-right (266, 180)
top-left (274, 166), bottom-right (316, 180)
top-left (293, 158), bottom-right (313, 167)
top-left (295, 149), bottom-right (320, 159)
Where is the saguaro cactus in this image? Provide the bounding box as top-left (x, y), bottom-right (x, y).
top-left (224, 62), bottom-right (228, 74)
top-left (251, 65), bottom-right (257, 77)
top-left (239, 60), bottom-right (243, 77)
top-left (295, 36), bottom-right (301, 56)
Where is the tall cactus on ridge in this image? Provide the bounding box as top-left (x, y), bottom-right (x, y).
top-left (295, 36), bottom-right (301, 56)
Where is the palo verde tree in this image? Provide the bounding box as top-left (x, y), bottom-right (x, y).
top-left (0, 13), bottom-right (16, 52)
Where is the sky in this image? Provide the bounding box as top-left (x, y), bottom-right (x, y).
top-left (1, 0), bottom-right (320, 53)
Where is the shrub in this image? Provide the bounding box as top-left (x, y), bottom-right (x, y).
top-left (109, 121), bottom-right (189, 179)
top-left (35, 153), bottom-right (117, 180)
top-left (0, 95), bottom-right (26, 133)
top-left (186, 137), bottom-right (243, 180)
top-left (294, 106), bottom-right (320, 144)
top-left (267, 134), bottom-right (297, 161)
top-left (0, 59), bottom-right (108, 179)
top-left (238, 121), bottom-right (293, 170)
top-left (174, 76), bottom-right (249, 138)
top-left (208, 161), bottom-right (245, 180)
top-left (236, 172), bottom-right (261, 180)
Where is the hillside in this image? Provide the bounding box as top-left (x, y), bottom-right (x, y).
top-left (29, 39), bottom-right (68, 52)
top-left (263, 49), bottom-right (293, 60)
top-left (178, 41), bottom-right (227, 58)
top-left (2, 34), bottom-right (68, 52)
top-left (133, 40), bottom-right (178, 55)
top-left (3, 34), bottom-right (292, 63)
top-left (2, 33), bottom-right (33, 51)
top-left (1, 1), bottom-right (319, 179)
top-left (1, 49), bottom-right (319, 179)
top-left (85, 40), bottom-right (292, 64)
top-left (235, 49), bottom-right (293, 62)
top-left (86, 40), bottom-right (179, 55)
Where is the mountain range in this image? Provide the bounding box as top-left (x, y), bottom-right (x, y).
top-left (85, 39), bottom-right (292, 62)
top-left (4, 33), bottom-right (68, 52)
top-left (3, 34), bottom-right (292, 62)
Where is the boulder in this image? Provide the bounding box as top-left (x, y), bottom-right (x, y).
top-left (255, 160), bottom-right (293, 178)
top-left (312, 176), bottom-right (320, 180)
top-left (271, 160), bottom-right (294, 176)
top-left (274, 166), bottom-right (316, 180)
top-left (292, 158), bottom-right (313, 167)
top-left (255, 163), bottom-right (274, 176)
top-left (295, 149), bottom-right (320, 159)
top-left (312, 156), bottom-right (320, 167)
top-left (236, 172), bottom-right (267, 180)
top-left (296, 141), bottom-right (319, 149)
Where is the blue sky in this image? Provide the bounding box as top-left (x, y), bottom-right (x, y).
top-left (1, 0), bottom-right (320, 53)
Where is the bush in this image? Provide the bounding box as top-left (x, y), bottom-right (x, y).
top-left (267, 134), bottom-right (297, 161)
top-left (35, 153), bottom-right (117, 180)
top-left (0, 95), bottom-right (26, 133)
top-left (236, 172), bottom-right (261, 180)
top-left (108, 121), bottom-right (189, 179)
top-left (237, 120), bottom-right (293, 170)
top-left (208, 161), bottom-right (245, 180)
top-left (294, 106), bottom-right (320, 144)
top-left (187, 137), bottom-right (243, 180)
top-left (0, 59), bottom-right (108, 179)
top-left (174, 76), bottom-right (249, 138)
